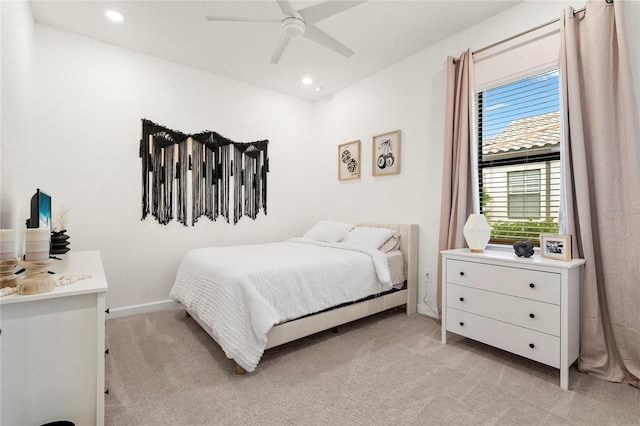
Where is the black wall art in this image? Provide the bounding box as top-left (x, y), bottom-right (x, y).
top-left (140, 119), bottom-right (269, 226)
top-left (372, 129), bottom-right (401, 176)
top-left (338, 140), bottom-right (361, 180)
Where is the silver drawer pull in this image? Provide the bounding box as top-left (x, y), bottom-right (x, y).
top-left (529, 313), bottom-right (535, 318)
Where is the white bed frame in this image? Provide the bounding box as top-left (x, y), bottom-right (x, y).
top-left (186, 223), bottom-right (418, 374)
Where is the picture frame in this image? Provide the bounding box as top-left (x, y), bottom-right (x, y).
top-left (540, 234), bottom-right (572, 261)
top-left (372, 129), bottom-right (401, 176)
top-left (338, 140), bottom-right (361, 180)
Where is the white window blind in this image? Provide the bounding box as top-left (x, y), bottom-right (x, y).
top-left (476, 68), bottom-right (561, 244)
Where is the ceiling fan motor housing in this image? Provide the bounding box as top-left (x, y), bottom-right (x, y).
top-left (282, 16), bottom-right (305, 38)
top-left (206, 1), bottom-right (363, 64)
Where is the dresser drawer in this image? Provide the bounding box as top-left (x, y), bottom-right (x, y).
top-left (446, 284), bottom-right (560, 336)
top-left (446, 308), bottom-right (560, 368)
top-left (447, 259), bottom-right (560, 304)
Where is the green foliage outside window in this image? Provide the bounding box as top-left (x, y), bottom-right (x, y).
top-left (489, 219), bottom-right (559, 244)
top-left (483, 178), bottom-right (558, 243)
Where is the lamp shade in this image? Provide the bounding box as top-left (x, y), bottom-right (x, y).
top-left (0, 229), bottom-right (17, 260)
top-left (24, 228), bottom-right (50, 261)
top-left (463, 214), bottom-right (492, 253)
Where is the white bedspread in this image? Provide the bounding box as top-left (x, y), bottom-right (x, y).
top-left (170, 238), bottom-right (393, 372)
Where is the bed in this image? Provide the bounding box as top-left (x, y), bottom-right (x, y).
top-left (170, 222), bottom-right (418, 374)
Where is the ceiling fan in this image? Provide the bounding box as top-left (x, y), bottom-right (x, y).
top-left (205, 0), bottom-right (366, 64)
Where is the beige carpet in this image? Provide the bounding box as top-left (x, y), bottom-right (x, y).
top-left (105, 307), bottom-right (639, 425)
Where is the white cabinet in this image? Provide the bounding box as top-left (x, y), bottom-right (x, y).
top-left (1, 251), bottom-right (108, 425)
top-left (441, 249), bottom-right (584, 390)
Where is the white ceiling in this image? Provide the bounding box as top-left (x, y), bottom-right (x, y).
top-left (29, 0), bottom-right (521, 101)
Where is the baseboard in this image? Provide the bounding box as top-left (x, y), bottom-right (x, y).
top-left (107, 299), bottom-right (179, 319)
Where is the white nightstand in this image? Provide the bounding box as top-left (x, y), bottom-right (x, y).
top-left (1, 250), bottom-right (108, 425)
top-left (441, 248), bottom-right (584, 390)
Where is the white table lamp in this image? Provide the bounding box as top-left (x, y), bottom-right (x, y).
top-left (463, 214), bottom-right (492, 253)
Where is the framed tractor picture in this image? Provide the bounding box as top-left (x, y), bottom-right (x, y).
top-left (372, 130), bottom-right (401, 176)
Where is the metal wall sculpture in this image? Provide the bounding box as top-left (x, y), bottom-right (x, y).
top-left (140, 119), bottom-right (269, 226)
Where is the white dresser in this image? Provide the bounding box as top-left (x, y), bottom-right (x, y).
top-left (441, 248), bottom-right (584, 390)
top-left (0, 250), bottom-right (108, 425)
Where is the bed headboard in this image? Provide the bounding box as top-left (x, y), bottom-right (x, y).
top-left (358, 223), bottom-right (418, 315)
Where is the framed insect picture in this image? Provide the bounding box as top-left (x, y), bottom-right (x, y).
top-left (372, 130), bottom-right (401, 176)
top-left (338, 140), bottom-right (361, 180)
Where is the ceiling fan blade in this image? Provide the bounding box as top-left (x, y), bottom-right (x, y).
top-left (303, 24), bottom-right (354, 58)
top-left (299, 1), bottom-right (367, 24)
top-left (276, 0), bottom-right (296, 16)
top-left (270, 33), bottom-right (292, 64)
top-left (205, 15), bottom-right (280, 23)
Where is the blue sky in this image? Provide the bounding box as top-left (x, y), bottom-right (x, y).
top-left (480, 69), bottom-right (560, 141)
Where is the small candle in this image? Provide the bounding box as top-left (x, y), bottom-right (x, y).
top-left (0, 229), bottom-right (16, 260)
top-left (24, 228), bottom-right (50, 261)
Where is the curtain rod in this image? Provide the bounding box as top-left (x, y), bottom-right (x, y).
top-left (453, 4), bottom-right (590, 63)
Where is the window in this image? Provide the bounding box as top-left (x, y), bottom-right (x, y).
top-left (508, 169), bottom-right (541, 218)
top-left (476, 69), bottom-right (561, 244)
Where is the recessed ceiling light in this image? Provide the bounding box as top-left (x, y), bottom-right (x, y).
top-left (105, 9), bottom-right (124, 23)
top-left (301, 77), bottom-right (313, 85)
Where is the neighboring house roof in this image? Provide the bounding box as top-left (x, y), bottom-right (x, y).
top-left (482, 111), bottom-right (560, 155)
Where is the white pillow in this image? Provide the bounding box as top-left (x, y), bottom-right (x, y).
top-left (340, 227), bottom-right (396, 250)
top-left (303, 221), bottom-right (355, 243)
top-left (379, 234), bottom-right (401, 253)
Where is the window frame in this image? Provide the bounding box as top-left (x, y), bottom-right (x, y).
top-left (474, 70), bottom-right (562, 246)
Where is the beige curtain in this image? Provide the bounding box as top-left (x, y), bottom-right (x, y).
top-left (560, 0), bottom-right (640, 387)
top-left (437, 50), bottom-right (474, 316)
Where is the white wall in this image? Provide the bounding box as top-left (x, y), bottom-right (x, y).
top-left (4, 0), bottom-right (636, 315)
top-left (313, 0), bottom-right (584, 316)
top-left (25, 25), bottom-right (317, 309)
top-left (1, 0), bottom-right (35, 236)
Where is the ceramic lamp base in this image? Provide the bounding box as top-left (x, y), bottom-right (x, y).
top-left (22, 259), bottom-right (53, 274)
top-left (0, 275), bottom-right (19, 289)
top-left (18, 275), bottom-right (54, 295)
top-left (0, 258), bottom-right (19, 289)
top-left (17, 259), bottom-right (55, 295)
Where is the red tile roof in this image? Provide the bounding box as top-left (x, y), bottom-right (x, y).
top-left (482, 111), bottom-right (560, 155)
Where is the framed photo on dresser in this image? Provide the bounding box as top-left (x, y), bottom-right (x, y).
top-left (540, 234), bottom-right (572, 261)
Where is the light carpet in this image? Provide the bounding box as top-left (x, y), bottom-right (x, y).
top-left (105, 307), bottom-right (639, 425)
